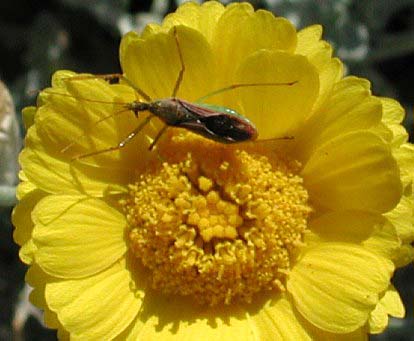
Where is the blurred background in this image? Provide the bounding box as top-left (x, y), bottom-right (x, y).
top-left (0, 0), bottom-right (413, 339)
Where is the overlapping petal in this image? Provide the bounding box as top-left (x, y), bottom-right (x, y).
top-left (368, 285), bottom-right (405, 334)
top-left (296, 25), bottom-right (343, 111)
top-left (307, 210), bottom-right (400, 260)
top-left (302, 131), bottom-right (401, 212)
top-left (13, 1), bottom-right (413, 340)
top-left (296, 77), bottom-right (383, 160)
top-left (288, 244), bottom-right (393, 333)
top-left (149, 1), bottom-right (225, 42)
top-left (12, 188), bottom-right (45, 264)
top-left (212, 3), bottom-right (296, 87)
top-left (121, 26), bottom-right (215, 101)
top-left (20, 73), bottom-right (160, 196)
top-left (32, 195), bottom-right (127, 278)
top-left (235, 50), bottom-right (319, 137)
top-left (45, 259), bottom-right (142, 340)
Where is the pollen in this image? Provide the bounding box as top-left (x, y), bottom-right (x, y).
top-left (121, 146), bottom-right (311, 306)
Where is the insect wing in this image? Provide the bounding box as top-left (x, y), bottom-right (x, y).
top-left (177, 100), bottom-right (258, 143)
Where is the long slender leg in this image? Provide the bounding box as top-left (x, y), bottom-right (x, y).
top-left (148, 125), bottom-right (168, 151)
top-left (172, 26), bottom-right (185, 98)
top-left (73, 115), bottom-right (153, 160)
top-left (196, 81), bottom-right (298, 102)
top-left (61, 108), bottom-right (132, 154)
top-left (63, 73), bottom-right (152, 102)
top-left (248, 136), bottom-right (295, 144)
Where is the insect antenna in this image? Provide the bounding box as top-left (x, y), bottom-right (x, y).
top-left (42, 90), bottom-right (129, 106)
top-left (62, 73), bottom-right (152, 102)
top-left (56, 72), bottom-right (162, 157)
top-left (39, 90), bottom-right (140, 154)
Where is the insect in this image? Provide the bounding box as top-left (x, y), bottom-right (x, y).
top-left (55, 27), bottom-right (297, 160)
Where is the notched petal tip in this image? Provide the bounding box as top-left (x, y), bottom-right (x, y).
top-left (288, 243), bottom-right (394, 334)
top-left (302, 131), bottom-right (402, 213)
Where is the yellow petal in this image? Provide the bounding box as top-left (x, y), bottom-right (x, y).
top-left (297, 77), bottom-right (382, 161)
top-left (296, 25), bottom-right (324, 57)
top-left (20, 121), bottom-right (142, 196)
top-left (362, 222), bottom-right (401, 261)
top-left (380, 97), bottom-right (408, 146)
top-left (393, 143), bottom-right (414, 187)
top-left (369, 285), bottom-right (405, 334)
top-left (308, 211), bottom-right (400, 260)
top-left (45, 258), bottom-right (142, 340)
top-left (49, 70), bottom-right (78, 88)
top-left (16, 180), bottom-right (37, 200)
top-left (26, 264), bottom-right (50, 308)
top-left (37, 77), bottom-right (154, 167)
top-left (296, 25), bottom-right (342, 113)
top-left (251, 296), bottom-right (312, 340)
top-left (120, 293), bottom-right (370, 340)
top-left (16, 171), bottom-right (37, 200)
top-left (57, 328), bottom-right (70, 341)
top-left (370, 122), bottom-right (394, 144)
top-left (12, 189), bottom-right (45, 264)
top-left (256, 294), bottom-right (369, 341)
top-left (26, 68), bottom-right (175, 191)
top-left (22, 106), bottom-right (36, 130)
top-left (385, 189), bottom-right (414, 243)
top-left (212, 3), bottom-right (297, 87)
top-left (296, 25), bottom-right (333, 72)
top-left (12, 189), bottom-right (44, 246)
top-left (121, 294), bottom-right (260, 340)
top-left (288, 243), bottom-right (393, 333)
top-left (32, 195), bottom-right (126, 278)
top-left (25, 264), bottom-right (61, 329)
top-left (304, 322), bottom-right (368, 341)
top-left (380, 285), bottom-right (405, 318)
top-left (235, 50), bottom-right (319, 138)
top-left (311, 58), bottom-right (343, 113)
top-left (120, 26), bottom-right (215, 101)
top-left (153, 1), bottom-right (225, 43)
top-left (302, 131), bottom-right (402, 213)
top-left (18, 241), bottom-right (37, 265)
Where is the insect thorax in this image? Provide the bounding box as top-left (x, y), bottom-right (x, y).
top-left (148, 98), bottom-right (187, 125)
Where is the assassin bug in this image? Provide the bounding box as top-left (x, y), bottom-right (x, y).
top-left (57, 26), bottom-right (297, 160)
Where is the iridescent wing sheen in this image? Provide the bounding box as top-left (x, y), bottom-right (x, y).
top-left (176, 99), bottom-right (258, 143)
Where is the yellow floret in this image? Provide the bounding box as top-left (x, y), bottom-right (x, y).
top-left (198, 176), bottom-right (213, 192)
top-left (122, 147), bottom-right (310, 306)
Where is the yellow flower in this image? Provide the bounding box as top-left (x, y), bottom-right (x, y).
top-left (13, 1), bottom-right (414, 339)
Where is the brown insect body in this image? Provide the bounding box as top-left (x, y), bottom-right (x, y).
top-left (129, 98), bottom-right (258, 144)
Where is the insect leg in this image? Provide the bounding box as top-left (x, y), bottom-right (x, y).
top-left (61, 108), bottom-right (132, 154)
top-left (196, 81), bottom-right (298, 102)
top-left (171, 26), bottom-right (185, 98)
top-left (148, 125), bottom-right (168, 151)
top-left (73, 115), bottom-right (153, 160)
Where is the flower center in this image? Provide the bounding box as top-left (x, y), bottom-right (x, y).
top-left (121, 137), bottom-right (311, 306)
